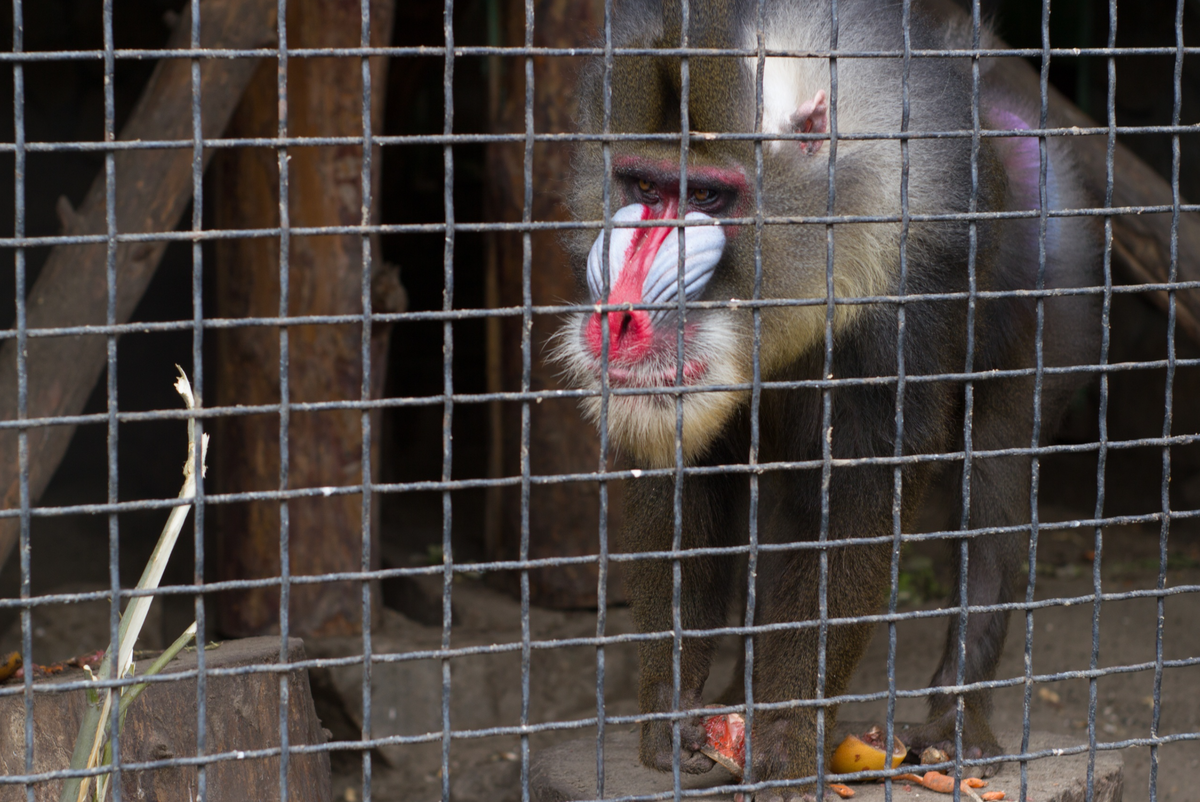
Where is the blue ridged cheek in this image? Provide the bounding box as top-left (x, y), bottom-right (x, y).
top-left (585, 206), bottom-right (726, 316)
top-left (641, 213), bottom-right (725, 323)
top-left (586, 204), bottom-right (645, 303)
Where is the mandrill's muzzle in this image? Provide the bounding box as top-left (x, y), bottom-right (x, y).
top-left (584, 204), bottom-right (726, 362)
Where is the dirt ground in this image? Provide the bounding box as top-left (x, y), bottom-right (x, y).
top-left (2, 459), bottom-right (1198, 802)
top-left (0, 532), bottom-right (1197, 802)
top-left (302, 514), bottom-right (1200, 802)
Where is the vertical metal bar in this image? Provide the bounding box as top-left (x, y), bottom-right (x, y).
top-left (743, 0), bottom-right (767, 794)
top-left (955, 0), bottom-right (984, 793)
top-left (359, 1), bottom-right (376, 801)
top-left (9, 0), bottom-right (31, 798)
top-left (671, 4), bottom-right (691, 801)
top-left (518, 2), bottom-right (534, 801)
top-left (274, 0), bottom-right (297, 797)
top-left (816, 0), bottom-right (840, 797)
top-left (102, 0), bottom-right (123, 796)
top-left (440, 1), bottom-right (457, 800)
top-left (1086, 2), bottom-right (1119, 799)
top-left (885, 1), bottom-right (916, 798)
top-left (188, 2), bottom-right (210, 800)
top-left (1149, 3), bottom-right (1184, 799)
top-left (1017, 2), bottom-right (1053, 798)
top-left (594, 0), bottom-right (615, 797)
top-left (1018, 12), bottom-right (1050, 802)
top-left (275, 0), bottom-right (294, 795)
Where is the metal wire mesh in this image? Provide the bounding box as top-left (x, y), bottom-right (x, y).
top-left (0, 1), bottom-right (1197, 801)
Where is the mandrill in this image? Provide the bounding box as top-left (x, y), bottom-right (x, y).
top-left (552, 0), bottom-right (1102, 798)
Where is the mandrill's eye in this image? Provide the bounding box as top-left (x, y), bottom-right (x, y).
top-left (688, 186), bottom-right (726, 211)
top-left (631, 177), bottom-right (660, 204)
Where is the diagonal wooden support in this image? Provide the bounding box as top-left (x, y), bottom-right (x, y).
top-left (929, 0), bottom-right (1200, 347)
top-left (0, 0), bottom-right (277, 572)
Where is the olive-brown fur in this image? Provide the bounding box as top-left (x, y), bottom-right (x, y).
top-left (557, 1), bottom-right (1102, 798)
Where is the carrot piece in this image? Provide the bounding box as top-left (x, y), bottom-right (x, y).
top-left (905, 771), bottom-right (988, 794)
top-left (981, 793), bottom-right (1005, 801)
top-left (829, 783), bottom-right (855, 798)
top-left (895, 774), bottom-right (926, 783)
top-left (916, 772), bottom-right (956, 793)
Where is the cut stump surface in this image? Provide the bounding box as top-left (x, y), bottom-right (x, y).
top-left (0, 637), bottom-right (331, 802)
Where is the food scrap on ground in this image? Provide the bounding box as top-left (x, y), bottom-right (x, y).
top-left (700, 711), bottom-right (746, 776)
top-left (68, 649), bottom-right (106, 668)
top-left (895, 771), bottom-right (999, 797)
top-left (0, 652), bottom-right (20, 682)
top-left (703, 715), bottom-right (1009, 801)
top-left (919, 746), bottom-right (950, 765)
top-left (7, 648), bottom-right (106, 681)
top-left (830, 725), bottom-right (908, 774)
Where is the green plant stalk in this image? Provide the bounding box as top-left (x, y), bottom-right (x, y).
top-left (116, 622), bottom-right (198, 722)
top-left (59, 368), bottom-right (207, 802)
top-left (94, 622), bottom-right (197, 802)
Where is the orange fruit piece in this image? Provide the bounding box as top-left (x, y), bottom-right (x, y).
top-left (830, 726), bottom-right (907, 774)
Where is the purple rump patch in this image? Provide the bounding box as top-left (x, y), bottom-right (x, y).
top-left (990, 107), bottom-right (1058, 211)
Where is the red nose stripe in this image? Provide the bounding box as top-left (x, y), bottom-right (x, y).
top-left (586, 199), bottom-right (678, 362)
top-left (610, 201), bottom-right (675, 306)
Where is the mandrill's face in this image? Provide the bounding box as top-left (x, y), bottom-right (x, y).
top-left (551, 157), bottom-right (753, 468)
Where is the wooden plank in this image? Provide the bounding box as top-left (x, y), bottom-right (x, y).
top-left (0, 638), bottom-right (331, 802)
top-left (0, 0), bottom-right (277, 583)
top-left (484, 0), bottom-right (626, 609)
top-left (212, 0), bottom-right (399, 637)
top-left (929, 0), bottom-right (1200, 346)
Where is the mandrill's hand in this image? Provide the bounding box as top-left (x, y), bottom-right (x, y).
top-left (639, 716), bottom-right (717, 774)
top-left (639, 687), bottom-right (717, 774)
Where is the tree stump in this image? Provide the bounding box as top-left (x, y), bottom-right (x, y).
top-left (0, 637), bottom-right (331, 802)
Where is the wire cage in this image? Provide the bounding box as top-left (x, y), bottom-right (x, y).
top-left (0, 0), bottom-right (1198, 801)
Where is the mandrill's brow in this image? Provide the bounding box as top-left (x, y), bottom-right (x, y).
top-left (611, 155), bottom-right (749, 195)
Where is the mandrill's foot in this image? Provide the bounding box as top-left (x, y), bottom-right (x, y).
top-left (639, 716), bottom-right (716, 775)
top-left (902, 707), bottom-right (1006, 779)
top-left (733, 714), bottom-right (845, 802)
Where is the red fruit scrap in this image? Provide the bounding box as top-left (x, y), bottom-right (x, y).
top-left (703, 712), bottom-right (746, 771)
top-left (859, 725), bottom-right (886, 750)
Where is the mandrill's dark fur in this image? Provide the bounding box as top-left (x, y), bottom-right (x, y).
top-left (556, 0), bottom-right (1101, 797)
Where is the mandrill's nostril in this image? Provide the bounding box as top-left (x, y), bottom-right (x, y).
top-left (585, 308), bottom-right (654, 363)
top-left (617, 312), bottom-right (633, 341)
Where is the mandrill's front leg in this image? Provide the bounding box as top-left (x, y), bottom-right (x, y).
top-left (746, 544), bottom-right (893, 801)
top-left (626, 472), bottom-right (742, 775)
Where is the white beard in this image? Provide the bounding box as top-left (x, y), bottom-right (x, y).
top-left (550, 313), bottom-right (750, 467)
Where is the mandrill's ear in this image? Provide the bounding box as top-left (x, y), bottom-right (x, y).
top-left (789, 89), bottom-right (828, 155)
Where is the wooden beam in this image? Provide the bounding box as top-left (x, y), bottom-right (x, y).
top-left (212, 0), bottom-right (398, 637)
top-left (485, 0), bottom-right (625, 609)
top-left (0, 0), bottom-right (277, 575)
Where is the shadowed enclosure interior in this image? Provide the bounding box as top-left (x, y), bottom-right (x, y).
top-left (0, 0), bottom-right (1197, 801)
